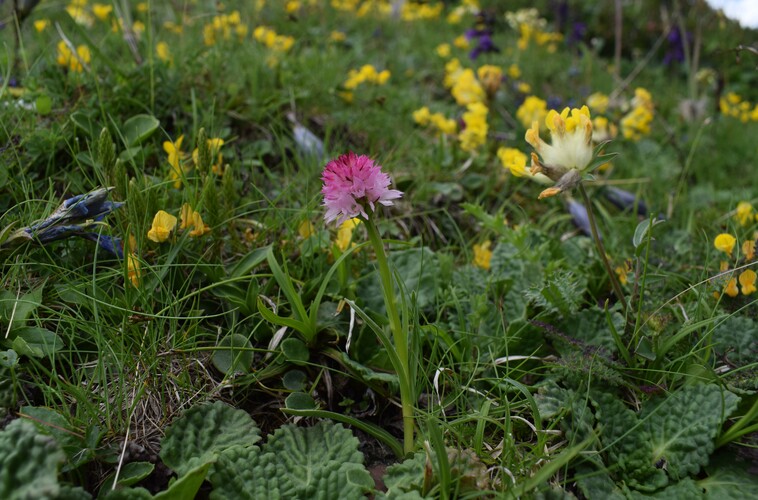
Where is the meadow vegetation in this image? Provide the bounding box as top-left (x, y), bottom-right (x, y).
top-left (1, 0), bottom-right (757, 498)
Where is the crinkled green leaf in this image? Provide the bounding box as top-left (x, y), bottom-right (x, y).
top-left (56, 484), bottom-right (93, 499)
top-left (624, 478), bottom-right (703, 499)
top-left (641, 384), bottom-right (739, 481)
top-left (21, 406), bottom-right (93, 469)
top-left (266, 421), bottom-right (369, 492)
top-left (209, 445), bottom-right (289, 499)
top-left (380, 451), bottom-right (429, 498)
top-left (0, 419), bottom-right (65, 499)
top-left (559, 306), bottom-right (623, 353)
top-left (160, 401), bottom-right (260, 476)
top-left (711, 316), bottom-right (757, 366)
top-left (210, 421), bottom-right (373, 500)
top-left (699, 453), bottom-right (758, 499)
top-left (102, 487), bottom-right (153, 500)
top-left (574, 465), bottom-right (625, 500)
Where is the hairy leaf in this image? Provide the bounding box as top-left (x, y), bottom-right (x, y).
top-left (0, 419), bottom-right (65, 499)
top-left (160, 401), bottom-right (261, 476)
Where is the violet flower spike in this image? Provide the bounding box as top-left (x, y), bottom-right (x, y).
top-left (321, 152), bottom-right (402, 226)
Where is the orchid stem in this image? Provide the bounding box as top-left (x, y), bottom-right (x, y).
top-left (578, 184), bottom-right (629, 321)
top-left (364, 217), bottom-right (414, 455)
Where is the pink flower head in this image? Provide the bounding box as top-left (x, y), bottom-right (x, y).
top-left (321, 152), bottom-right (403, 225)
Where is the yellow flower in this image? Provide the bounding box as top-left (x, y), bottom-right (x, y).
top-left (336, 218), bottom-right (362, 252)
top-left (451, 69), bottom-right (485, 106)
top-left (743, 240), bottom-right (756, 261)
top-left (156, 41), bottom-right (171, 63)
top-left (739, 269), bottom-right (757, 295)
top-left (164, 135), bottom-right (186, 188)
top-left (56, 41), bottom-right (90, 72)
top-left (586, 92), bottom-right (609, 114)
top-left (298, 220), bottom-right (315, 238)
top-left (525, 106), bottom-right (594, 199)
top-left (429, 113), bottom-right (457, 135)
top-left (285, 0), bottom-right (300, 13)
top-left (127, 254), bottom-right (141, 288)
top-left (329, 31), bottom-right (346, 42)
top-left (147, 210), bottom-right (178, 243)
top-left (723, 277), bottom-right (739, 298)
top-left (473, 240), bottom-right (492, 270)
top-left (714, 233), bottom-right (736, 256)
top-left (515, 96), bottom-right (547, 129)
top-left (413, 107), bottom-right (431, 126)
top-left (436, 43), bottom-right (451, 58)
top-left (497, 147), bottom-right (533, 178)
top-left (453, 35), bottom-right (469, 49)
top-left (477, 65), bottom-right (503, 96)
top-left (507, 64), bottom-right (521, 79)
top-left (458, 102), bottom-right (488, 153)
top-left (34, 19), bottom-right (50, 32)
top-left (180, 204), bottom-right (210, 237)
top-left (735, 201), bottom-right (754, 226)
top-left (93, 4), bottom-right (113, 21)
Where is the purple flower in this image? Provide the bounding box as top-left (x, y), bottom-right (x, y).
top-left (321, 152), bottom-right (402, 226)
top-left (469, 34), bottom-right (500, 60)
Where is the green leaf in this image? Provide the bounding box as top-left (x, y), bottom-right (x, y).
top-left (160, 401), bottom-right (261, 476)
top-left (0, 349), bottom-right (18, 368)
top-left (285, 392), bottom-right (317, 410)
top-left (211, 333), bottom-right (254, 375)
top-left (0, 285), bottom-right (43, 331)
top-left (281, 338), bottom-right (309, 364)
top-left (0, 419), bottom-right (65, 499)
top-left (633, 217), bottom-right (665, 251)
top-left (526, 269), bottom-right (587, 316)
top-left (98, 462), bottom-right (155, 497)
top-left (209, 445), bottom-right (290, 499)
top-left (21, 406), bottom-right (92, 469)
top-left (70, 110), bottom-right (99, 138)
top-left (642, 385), bottom-right (739, 481)
top-left (700, 453), bottom-right (758, 499)
top-left (282, 370), bottom-right (307, 391)
top-left (154, 461), bottom-right (211, 500)
top-left (711, 316), bottom-right (757, 366)
top-left (35, 94), bottom-right (52, 115)
top-left (265, 422), bottom-right (371, 496)
top-left (11, 327), bottom-right (63, 357)
top-left (210, 421), bottom-right (373, 499)
top-left (122, 114), bottom-right (160, 147)
top-left (229, 245), bottom-right (270, 278)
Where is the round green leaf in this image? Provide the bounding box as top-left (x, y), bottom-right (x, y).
top-left (282, 370), bottom-right (307, 391)
top-left (0, 349), bottom-right (18, 368)
top-left (284, 392), bottom-right (316, 410)
top-left (212, 334), bottom-right (253, 375)
top-left (281, 338), bottom-right (309, 365)
top-left (35, 95), bottom-right (52, 115)
top-left (122, 114), bottom-right (159, 146)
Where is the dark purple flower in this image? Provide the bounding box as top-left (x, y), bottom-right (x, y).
top-left (469, 34), bottom-right (499, 60)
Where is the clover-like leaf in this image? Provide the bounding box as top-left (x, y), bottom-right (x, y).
top-left (160, 401), bottom-right (261, 476)
top-left (0, 419), bottom-right (65, 499)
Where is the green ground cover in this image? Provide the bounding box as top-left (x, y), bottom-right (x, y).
top-left (1, 0), bottom-right (758, 498)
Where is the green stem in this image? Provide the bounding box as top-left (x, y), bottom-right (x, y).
top-left (716, 396), bottom-right (758, 447)
top-left (364, 217), bottom-right (414, 455)
top-left (578, 184), bottom-right (628, 320)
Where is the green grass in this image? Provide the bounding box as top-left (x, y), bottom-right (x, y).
top-left (1, 0), bottom-right (758, 498)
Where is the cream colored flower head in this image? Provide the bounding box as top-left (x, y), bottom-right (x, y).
top-left (524, 105), bottom-right (594, 199)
